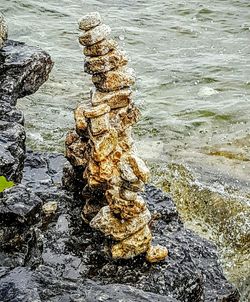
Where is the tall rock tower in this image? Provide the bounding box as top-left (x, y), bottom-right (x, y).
top-left (65, 12), bottom-right (167, 262)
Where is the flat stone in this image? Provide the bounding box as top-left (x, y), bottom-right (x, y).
top-left (128, 154), bottom-right (150, 183)
top-left (91, 88), bottom-right (132, 109)
top-left (90, 112), bottom-right (110, 136)
top-left (92, 67), bottom-right (135, 92)
top-left (91, 128), bottom-right (118, 161)
top-left (119, 156), bottom-right (138, 183)
top-left (90, 206), bottom-right (151, 241)
top-left (84, 49), bottom-right (128, 74)
top-left (79, 24), bottom-right (111, 46)
top-left (84, 39), bottom-right (118, 57)
top-left (106, 189), bottom-right (146, 219)
top-left (78, 12), bottom-right (101, 31)
top-left (0, 13), bottom-right (8, 49)
top-left (74, 104), bottom-right (88, 132)
top-left (146, 245), bottom-right (168, 263)
top-left (84, 103), bottom-right (110, 118)
top-left (111, 225), bottom-right (152, 260)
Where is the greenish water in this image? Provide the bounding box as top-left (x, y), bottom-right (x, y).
top-left (1, 0), bottom-right (249, 300)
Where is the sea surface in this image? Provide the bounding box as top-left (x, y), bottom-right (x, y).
top-left (1, 0), bottom-right (249, 300)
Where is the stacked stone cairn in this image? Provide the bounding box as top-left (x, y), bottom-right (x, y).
top-left (65, 12), bottom-right (168, 263)
top-left (0, 13), bottom-right (8, 49)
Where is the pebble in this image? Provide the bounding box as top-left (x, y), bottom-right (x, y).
top-left (84, 103), bottom-right (110, 118)
top-left (90, 112), bottom-right (110, 135)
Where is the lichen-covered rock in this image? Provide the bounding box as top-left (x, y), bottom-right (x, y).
top-left (78, 12), bottom-right (101, 31)
top-left (0, 13), bottom-right (8, 49)
top-left (84, 49), bottom-right (128, 74)
top-left (79, 24), bottom-right (111, 46)
top-left (91, 88), bottom-right (132, 108)
top-left (84, 38), bottom-right (118, 57)
top-left (92, 67), bottom-right (136, 92)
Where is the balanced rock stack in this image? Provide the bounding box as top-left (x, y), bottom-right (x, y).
top-left (0, 13), bottom-right (8, 49)
top-left (65, 12), bottom-right (167, 262)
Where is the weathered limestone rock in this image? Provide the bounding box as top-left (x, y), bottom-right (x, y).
top-left (90, 206), bottom-right (151, 241)
top-left (79, 24), bottom-right (111, 46)
top-left (0, 13), bottom-right (8, 49)
top-left (84, 103), bottom-right (110, 118)
top-left (74, 104), bottom-right (88, 133)
top-left (91, 88), bottom-right (132, 109)
top-left (111, 225), bottom-right (152, 259)
top-left (65, 131), bottom-right (88, 167)
top-left (91, 128), bottom-right (118, 162)
top-left (78, 12), bottom-right (101, 31)
top-left (65, 12), bottom-right (167, 262)
top-left (92, 67), bottom-right (136, 92)
top-left (90, 113), bottom-right (110, 135)
top-left (84, 39), bottom-right (118, 57)
top-left (84, 49), bottom-right (128, 74)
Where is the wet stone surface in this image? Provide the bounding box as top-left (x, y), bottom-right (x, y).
top-left (0, 151), bottom-right (240, 301)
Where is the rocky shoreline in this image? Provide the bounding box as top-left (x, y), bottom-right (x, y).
top-left (0, 37), bottom-right (240, 301)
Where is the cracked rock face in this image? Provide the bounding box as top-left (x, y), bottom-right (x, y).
top-left (0, 13), bottom-right (7, 49)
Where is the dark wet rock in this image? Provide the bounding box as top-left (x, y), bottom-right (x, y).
top-left (0, 39), bottom-right (53, 182)
top-left (0, 100), bottom-right (24, 124)
top-left (0, 151), bottom-right (240, 302)
top-left (0, 121), bottom-right (25, 182)
top-left (0, 40), bottom-right (53, 106)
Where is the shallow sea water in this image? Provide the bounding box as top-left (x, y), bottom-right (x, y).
top-left (1, 0), bottom-right (249, 300)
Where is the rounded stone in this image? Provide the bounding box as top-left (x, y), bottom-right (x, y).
top-left (78, 12), bottom-right (101, 31)
top-left (146, 245), bottom-right (168, 263)
top-left (79, 24), bottom-right (111, 46)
